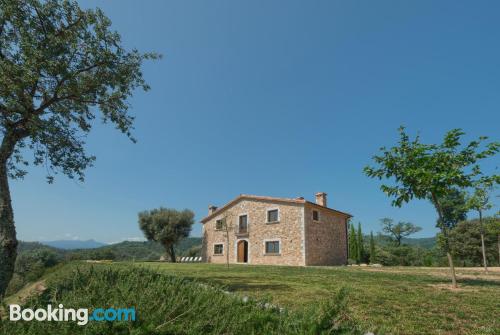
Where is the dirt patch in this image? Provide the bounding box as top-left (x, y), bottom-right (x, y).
top-left (5, 280), bottom-right (47, 306)
top-left (359, 266), bottom-right (500, 282)
top-left (428, 283), bottom-right (479, 292)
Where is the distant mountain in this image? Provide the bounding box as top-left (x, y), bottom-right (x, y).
top-left (41, 239), bottom-right (107, 250)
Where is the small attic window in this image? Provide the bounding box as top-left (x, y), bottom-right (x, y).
top-left (215, 219), bottom-right (224, 230)
top-left (267, 209), bottom-right (279, 223)
top-left (313, 210), bottom-right (319, 221)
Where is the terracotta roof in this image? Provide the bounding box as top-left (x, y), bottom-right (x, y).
top-left (200, 194), bottom-right (352, 223)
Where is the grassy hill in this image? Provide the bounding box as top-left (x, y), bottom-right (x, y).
top-left (1, 262), bottom-right (360, 335)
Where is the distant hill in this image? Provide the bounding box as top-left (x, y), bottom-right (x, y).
top-left (65, 237), bottom-right (202, 261)
top-left (20, 237), bottom-right (203, 261)
top-left (41, 239), bottom-right (107, 250)
top-left (372, 234), bottom-right (436, 249)
top-left (18, 241), bottom-right (64, 253)
top-left (401, 237), bottom-right (436, 249)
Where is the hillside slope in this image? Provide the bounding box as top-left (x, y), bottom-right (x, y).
top-left (1, 263), bottom-right (360, 335)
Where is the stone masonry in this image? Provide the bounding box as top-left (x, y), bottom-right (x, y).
top-left (201, 193), bottom-right (351, 266)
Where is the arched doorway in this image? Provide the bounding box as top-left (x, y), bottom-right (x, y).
top-left (237, 240), bottom-right (248, 263)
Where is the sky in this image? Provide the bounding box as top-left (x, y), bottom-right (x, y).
top-left (13, 0), bottom-right (500, 243)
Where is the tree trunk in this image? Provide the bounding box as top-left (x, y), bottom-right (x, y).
top-left (497, 233), bottom-right (500, 266)
top-left (0, 162), bottom-right (17, 299)
top-left (478, 210), bottom-right (488, 273)
top-left (168, 245), bottom-right (176, 263)
top-left (446, 251), bottom-right (457, 287)
top-left (225, 229), bottom-right (230, 268)
top-left (432, 193), bottom-right (457, 288)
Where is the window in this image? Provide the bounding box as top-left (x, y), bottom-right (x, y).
top-left (313, 210), bottom-right (319, 221)
top-left (265, 241), bottom-right (280, 254)
top-left (213, 244), bottom-right (223, 255)
top-left (215, 219), bottom-right (224, 230)
top-left (267, 209), bottom-right (279, 223)
top-left (238, 215), bottom-right (248, 233)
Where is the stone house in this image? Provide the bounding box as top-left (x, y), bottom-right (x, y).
top-left (201, 193), bottom-right (351, 266)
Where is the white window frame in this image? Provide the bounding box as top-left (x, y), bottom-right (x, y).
top-left (263, 238), bottom-right (281, 255)
top-left (265, 208), bottom-right (280, 224)
top-left (213, 243), bottom-right (224, 256)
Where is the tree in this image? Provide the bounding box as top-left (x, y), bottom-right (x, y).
top-left (364, 127), bottom-right (499, 287)
top-left (139, 208), bottom-right (194, 262)
top-left (467, 181), bottom-right (496, 272)
top-left (369, 231), bottom-right (376, 264)
top-left (380, 217), bottom-right (422, 246)
top-left (348, 223), bottom-right (357, 263)
top-left (448, 218), bottom-right (498, 266)
top-left (220, 213), bottom-right (235, 268)
top-left (486, 212), bottom-right (500, 266)
top-left (440, 188), bottom-right (468, 229)
top-left (356, 222), bottom-right (364, 264)
top-left (0, 0), bottom-right (158, 297)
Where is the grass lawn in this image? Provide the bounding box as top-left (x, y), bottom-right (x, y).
top-left (135, 262), bottom-right (500, 335)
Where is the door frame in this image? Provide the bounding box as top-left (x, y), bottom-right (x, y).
top-left (235, 238), bottom-right (250, 264)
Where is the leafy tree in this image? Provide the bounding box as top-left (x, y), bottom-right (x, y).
top-left (186, 245), bottom-right (202, 258)
top-left (380, 217), bottom-right (422, 246)
top-left (369, 231), bottom-right (376, 264)
top-left (486, 214), bottom-right (500, 265)
top-left (448, 218), bottom-right (498, 266)
top-left (467, 181), bottom-right (496, 271)
top-left (138, 208), bottom-right (195, 262)
top-left (440, 188), bottom-right (468, 229)
top-left (364, 127), bottom-right (499, 287)
top-left (348, 223), bottom-right (357, 263)
top-left (0, 0), bottom-right (158, 297)
top-left (356, 222), bottom-right (364, 264)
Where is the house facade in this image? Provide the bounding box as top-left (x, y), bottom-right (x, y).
top-left (201, 193), bottom-right (351, 266)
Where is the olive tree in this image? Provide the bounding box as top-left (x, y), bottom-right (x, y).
top-left (380, 217), bottom-right (421, 246)
top-left (138, 208), bottom-right (195, 263)
top-left (0, 0), bottom-right (158, 297)
top-left (364, 127), bottom-right (498, 287)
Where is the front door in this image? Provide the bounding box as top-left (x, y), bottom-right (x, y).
top-left (237, 240), bottom-right (248, 263)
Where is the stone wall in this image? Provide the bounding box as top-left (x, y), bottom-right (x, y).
top-left (202, 198), bottom-right (305, 266)
top-left (304, 204), bottom-right (348, 266)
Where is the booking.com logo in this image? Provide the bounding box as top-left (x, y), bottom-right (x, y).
top-left (9, 304), bottom-right (136, 326)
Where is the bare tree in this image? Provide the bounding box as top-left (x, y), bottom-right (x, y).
top-left (220, 213), bottom-right (235, 268)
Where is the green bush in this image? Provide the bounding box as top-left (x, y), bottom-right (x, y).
top-left (1, 264), bottom-right (361, 335)
top-left (5, 249), bottom-right (62, 295)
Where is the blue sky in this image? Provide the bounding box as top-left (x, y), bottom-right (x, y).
top-left (14, 1), bottom-right (499, 243)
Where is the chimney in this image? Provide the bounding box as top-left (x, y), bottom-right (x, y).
top-left (208, 205), bottom-right (218, 215)
top-left (315, 192), bottom-right (327, 207)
